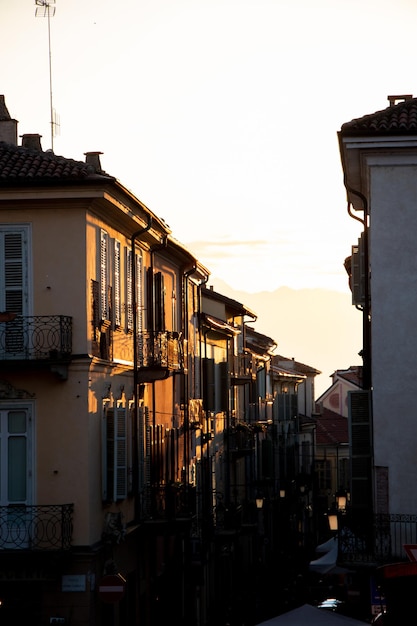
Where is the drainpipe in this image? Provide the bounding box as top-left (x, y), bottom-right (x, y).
top-left (131, 214), bottom-right (152, 518)
top-left (182, 266), bottom-right (197, 507)
top-left (344, 184), bottom-right (371, 392)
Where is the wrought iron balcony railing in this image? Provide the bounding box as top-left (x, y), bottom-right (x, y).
top-left (142, 485), bottom-right (196, 521)
top-left (137, 331), bottom-right (183, 371)
top-left (0, 315), bottom-right (72, 360)
top-left (339, 512), bottom-right (417, 565)
top-left (0, 504), bottom-right (74, 551)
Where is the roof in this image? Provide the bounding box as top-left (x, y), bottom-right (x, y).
top-left (201, 286), bottom-right (257, 319)
top-left (335, 366), bottom-right (362, 387)
top-left (0, 141), bottom-right (114, 184)
top-left (273, 355), bottom-right (321, 376)
top-left (340, 95), bottom-right (417, 136)
top-left (315, 407), bottom-right (348, 446)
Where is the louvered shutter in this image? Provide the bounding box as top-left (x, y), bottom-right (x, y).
top-left (3, 232), bottom-right (24, 314)
top-left (0, 229), bottom-right (28, 356)
top-left (114, 240), bottom-right (121, 327)
top-left (126, 250), bottom-right (133, 331)
top-left (115, 405), bottom-right (127, 499)
top-left (100, 230), bottom-right (109, 321)
top-left (102, 405), bottom-right (127, 502)
top-left (203, 358), bottom-right (215, 412)
top-left (348, 390), bottom-right (372, 510)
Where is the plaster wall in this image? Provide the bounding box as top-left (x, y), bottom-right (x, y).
top-left (370, 163), bottom-right (417, 512)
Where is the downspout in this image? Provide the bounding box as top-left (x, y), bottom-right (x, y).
top-left (149, 235), bottom-right (168, 484)
top-left (182, 265), bottom-right (198, 504)
top-left (343, 183), bottom-right (371, 392)
top-left (131, 214), bottom-right (152, 518)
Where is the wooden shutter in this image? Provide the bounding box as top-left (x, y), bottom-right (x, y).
top-left (219, 361), bottom-right (229, 411)
top-left (348, 390), bottom-right (372, 510)
top-left (203, 358), bottom-right (215, 412)
top-left (114, 240), bottom-right (121, 327)
top-left (100, 230), bottom-right (109, 321)
top-left (3, 231), bottom-right (24, 314)
top-left (102, 405), bottom-right (127, 502)
top-left (154, 271), bottom-right (165, 331)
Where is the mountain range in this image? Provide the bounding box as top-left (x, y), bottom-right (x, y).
top-left (205, 278), bottom-right (363, 399)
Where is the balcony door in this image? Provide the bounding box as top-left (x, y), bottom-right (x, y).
top-left (0, 406), bottom-right (34, 548)
top-left (0, 225), bottom-right (30, 358)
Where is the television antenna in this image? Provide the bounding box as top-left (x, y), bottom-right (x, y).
top-left (35, 0), bottom-right (59, 151)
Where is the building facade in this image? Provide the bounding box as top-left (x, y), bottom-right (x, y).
top-left (0, 95), bottom-right (322, 626)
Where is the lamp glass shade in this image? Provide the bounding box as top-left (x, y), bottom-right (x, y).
top-left (337, 495), bottom-right (347, 511)
top-left (256, 498), bottom-right (264, 509)
top-left (328, 512), bottom-right (338, 531)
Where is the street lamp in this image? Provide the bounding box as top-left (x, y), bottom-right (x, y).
top-left (328, 508), bottom-right (338, 532)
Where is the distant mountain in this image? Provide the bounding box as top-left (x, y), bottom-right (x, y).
top-left (205, 278), bottom-right (363, 399)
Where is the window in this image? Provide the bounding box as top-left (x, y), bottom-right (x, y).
top-left (146, 269), bottom-right (165, 332)
top-left (114, 240), bottom-right (121, 327)
top-left (102, 403), bottom-right (127, 501)
top-left (0, 225), bottom-right (30, 357)
top-left (0, 405), bottom-right (33, 506)
top-left (126, 250), bottom-right (143, 332)
top-left (100, 230), bottom-right (109, 322)
top-left (315, 459), bottom-right (331, 491)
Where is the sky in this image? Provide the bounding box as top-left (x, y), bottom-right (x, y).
top-left (1, 0), bottom-right (416, 298)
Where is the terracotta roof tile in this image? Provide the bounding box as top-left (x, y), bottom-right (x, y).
top-left (0, 142), bottom-right (113, 184)
top-left (341, 97), bottom-right (417, 136)
top-left (274, 354), bottom-right (321, 376)
top-left (315, 407), bottom-right (348, 446)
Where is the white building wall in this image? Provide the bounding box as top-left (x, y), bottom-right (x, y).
top-left (370, 161), bottom-right (417, 513)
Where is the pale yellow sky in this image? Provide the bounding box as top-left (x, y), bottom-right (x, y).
top-left (2, 0), bottom-right (416, 294)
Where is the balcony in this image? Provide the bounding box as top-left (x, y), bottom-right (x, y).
top-left (0, 315), bottom-right (72, 378)
top-left (338, 512), bottom-right (417, 566)
top-left (0, 504), bottom-right (74, 551)
top-left (230, 353), bottom-right (254, 384)
top-left (143, 485), bottom-right (196, 522)
top-left (136, 331), bottom-right (183, 382)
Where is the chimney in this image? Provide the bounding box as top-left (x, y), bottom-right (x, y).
top-left (387, 94), bottom-right (413, 107)
top-left (0, 95), bottom-right (18, 146)
top-left (84, 151), bottom-right (103, 172)
top-left (21, 134), bottom-right (43, 151)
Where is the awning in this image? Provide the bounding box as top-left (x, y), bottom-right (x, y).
top-left (256, 604), bottom-right (368, 625)
top-left (309, 539), bottom-right (352, 575)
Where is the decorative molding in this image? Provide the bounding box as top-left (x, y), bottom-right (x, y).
top-left (0, 379), bottom-right (35, 399)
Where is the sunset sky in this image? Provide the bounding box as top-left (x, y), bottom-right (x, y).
top-left (3, 0), bottom-right (416, 296)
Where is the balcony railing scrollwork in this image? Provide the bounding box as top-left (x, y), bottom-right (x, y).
top-left (0, 315), bottom-right (72, 360)
top-left (339, 512), bottom-right (417, 565)
top-left (0, 503), bottom-right (74, 551)
top-left (137, 331), bottom-right (183, 379)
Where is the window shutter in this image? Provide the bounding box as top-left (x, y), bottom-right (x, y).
top-left (154, 271), bottom-right (165, 331)
top-left (102, 405), bottom-right (127, 502)
top-left (115, 406), bottom-right (127, 500)
top-left (348, 390), bottom-right (372, 510)
top-left (4, 232), bottom-right (24, 314)
top-left (114, 241), bottom-right (121, 327)
top-left (100, 230), bottom-right (109, 321)
top-left (219, 361), bottom-right (229, 411)
top-left (136, 255), bottom-right (143, 333)
top-left (203, 358), bottom-right (215, 412)
top-left (126, 250), bottom-right (133, 331)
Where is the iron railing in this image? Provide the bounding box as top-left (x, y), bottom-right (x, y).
top-left (137, 331), bottom-right (183, 370)
top-left (0, 315), bottom-right (72, 360)
top-left (0, 504), bottom-right (74, 551)
top-left (143, 485), bottom-right (196, 521)
top-left (339, 513), bottom-right (417, 565)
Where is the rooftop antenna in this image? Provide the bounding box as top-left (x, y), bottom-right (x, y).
top-left (35, 0), bottom-right (59, 151)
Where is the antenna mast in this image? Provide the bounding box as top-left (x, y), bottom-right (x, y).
top-left (35, 0), bottom-right (58, 151)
